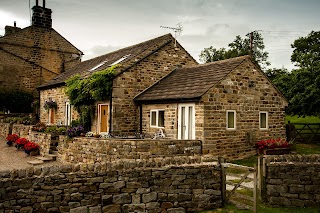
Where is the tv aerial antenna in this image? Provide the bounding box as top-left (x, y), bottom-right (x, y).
top-left (160, 23), bottom-right (183, 47)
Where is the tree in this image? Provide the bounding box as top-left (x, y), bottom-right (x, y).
top-left (286, 31), bottom-right (320, 116)
top-left (199, 31), bottom-right (270, 69)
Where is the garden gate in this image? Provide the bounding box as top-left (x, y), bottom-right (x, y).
top-left (219, 158), bottom-right (258, 212)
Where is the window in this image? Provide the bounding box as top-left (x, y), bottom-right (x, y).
top-left (110, 54), bottom-right (131, 66)
top-left (259, 111), bottom-right (268, 130)
top-left (89, 60), bottom-right (108, 71)
top-left (65, 102), bottom-right (72, 126)
top-left (150, 110), bottom-right (165, 128)
top-left (226, 110), bottom-right (236, 130)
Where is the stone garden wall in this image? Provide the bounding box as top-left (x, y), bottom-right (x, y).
top-left (264, 155), bottom-right (320, 207)
top-left (0, 162), bottom-right (221, 212)
top-left (0, 123), bottom-right (11, 138)
top-left (28, 131), bottom-right (53, 156)
top-left (11, 124), bottom-right (32, 137)
top-left (58, 137), bottom-right (203, 164)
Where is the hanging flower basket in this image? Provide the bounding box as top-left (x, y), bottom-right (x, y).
top-left (44, 100), bottom-right (57, 110)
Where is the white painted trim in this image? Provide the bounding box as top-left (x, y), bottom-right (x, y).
top-left (178, 103), bottom-right (196, 140)
top-left (226, 110), bottom-right (236, 130)
top-left (97, 103), bottom-right (109, 133)
top-left (64, 102), bottom-right (72, 126)
top-left (150, 109), bottom-right (165, 128)
top-left (259, 111), bottom-right (268, 130)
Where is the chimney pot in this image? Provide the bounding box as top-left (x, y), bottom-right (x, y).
top-left (36, 0), bottom-right (38, 6)
top-left (43, 0), bottom-right (45, 8)
top-left (14, 21), bottom-right (16, 27)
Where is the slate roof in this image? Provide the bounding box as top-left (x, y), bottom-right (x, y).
top-left (134, 56), bottom-right (250, 102)
top-left (38, 34), bottom-right (180, 89)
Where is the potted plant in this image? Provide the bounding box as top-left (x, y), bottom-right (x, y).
top-left (43, 100), bottom-right (57, 110)
top-left (24, 141), bottom-right (40, 155)
top-left (255, 138), bottom-right (290, 155)
top-left (6, 134), bottom-right (19, 146)
top-left (15, 138), bottom-right (29, 149)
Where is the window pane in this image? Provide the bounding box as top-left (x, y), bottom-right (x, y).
top-left (158, 111), bottom-right (164, 127)
top-left (151, 111), bottom-right (156, 126)
top-left (181, 107), bottom-right (185, 139)
top-left (188, 106), bottom-right (193, 139)
top-left (260, 113), bottom-right (267, 128)
top-left (228, 112), bottom-right (235, 128)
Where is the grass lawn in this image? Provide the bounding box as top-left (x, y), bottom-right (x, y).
top-left (285, 115), bottom-right (320, 124)
top-left (202, 203), bottom-right (320, 213)
top-left (296, 143), bottom-right (320, 154)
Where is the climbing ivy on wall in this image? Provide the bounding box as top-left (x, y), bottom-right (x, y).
top-left (65, 66), bottom-right (116, 129)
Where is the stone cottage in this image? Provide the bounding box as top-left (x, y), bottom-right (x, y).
top-left (134, 56), bottom-right (288, 158)
top-left (37, 34), bottom-right (197, 130)
top-left (0, 0), bottom-right (82, 97)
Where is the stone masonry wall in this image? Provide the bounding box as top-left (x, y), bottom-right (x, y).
top-left (58, 137), bottom-right (203, 164)
top-left (11, 124), bottom-right (32, 137)
top-left (28, 131), bottom-right (53, 156)
top-left (0, 162), bottom-right (222, 212)
top-left (264, 155), bottom-right (320, 207)
top-left (0, 123), bottom-right (11, 138)
top-left (141, 103), bottom-right (204, 140)
top-left (201, 58), bottom-right (287, 159)
top-left (0, 26), bottom-right (81, 96)
top-left (112, 40), bottom-right (197, 135)
top-left (39, 87), bottom-right (79, 125)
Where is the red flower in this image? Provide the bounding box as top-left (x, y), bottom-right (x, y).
top-left (24, 141), bottom-right (39, 151)
top-left (6, 134), bottom-right (19, 142)
top-left (15, 138), bottom-right (29, 145)
top-left (255, 138), bottom-right (289, 150)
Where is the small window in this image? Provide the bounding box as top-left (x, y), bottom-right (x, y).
top-left (150, 110), bottom-right (165, 128)
top-left (259, 112), bottom-right (268, 130)
top-left (89, 60), bottom-right (108, 71)
top-left (226, 110), bottom-right (236, 130)
top-left (110, 54), bottom-right (131, 66)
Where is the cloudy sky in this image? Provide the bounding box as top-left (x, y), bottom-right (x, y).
top-left (1, 0), bottom-right (319, 70)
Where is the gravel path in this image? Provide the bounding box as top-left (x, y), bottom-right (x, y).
top-left (0, 137), bottom-right (62, 171)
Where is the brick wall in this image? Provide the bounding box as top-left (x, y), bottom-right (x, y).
top-left (111, 42), bottom-right (197, 135)
top-left (201, 59), bottom-right (287, 159)
top-left (58, 136), bottom-right (203, 164)
top-left (0, 26), bottom-right (81, 96)
top-left (39, 87), bottom-right (79, 125)
top-left (264, 155), bottom-right (320, 207)
top-left (0, 162), bottom-right (221, 212)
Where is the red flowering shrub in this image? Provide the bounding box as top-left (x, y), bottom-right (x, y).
top-left (15, 138), bottom-right (29, 148)
top-left (6, 134), bottom-right (19, 142)
top-left (255, 138), bottom-right (289, 150)
top-left (24, 141), bottom-right (39, 151)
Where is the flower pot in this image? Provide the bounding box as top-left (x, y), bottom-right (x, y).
top-left (263, 148), bottom-right (291, 155)
top-left (6, 141), bottom-right (13, 146)
top-left (25, 150), bottom-right (31, 155)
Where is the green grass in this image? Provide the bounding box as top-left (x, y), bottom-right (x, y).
top-left (231, 156), bottom-right (258, 168)
top-left (286, 115), bottom-right (320, 124)
top-left (296, 143), bottom-right (320, 155)
top-left (201, 203), bottom-right (320, 213)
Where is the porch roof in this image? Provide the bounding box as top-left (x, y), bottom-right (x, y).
top-left (134, 56), bottom-right (249, 103)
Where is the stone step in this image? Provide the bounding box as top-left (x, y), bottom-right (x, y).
top-left (35, 156), bottom-right (53, 161)
top-left (46, 154), bottom-right (57, 161)
top-left (27, 160), bottom-right (44, 166)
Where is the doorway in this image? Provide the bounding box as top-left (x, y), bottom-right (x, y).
top-left (178, 104), bottom-right (195, 139)
top-left (98, 104), bottom-right (109, 133)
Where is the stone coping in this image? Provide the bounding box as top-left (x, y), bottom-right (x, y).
top-left (265, 154), bottom-right (320, 165)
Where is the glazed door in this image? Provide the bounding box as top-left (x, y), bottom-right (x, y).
top-left (99, 105), bottom-right (109, 133)
top-left (178, 104), bottom-right (195, 139)
top-left (65, 102), bottom-right (72, 126)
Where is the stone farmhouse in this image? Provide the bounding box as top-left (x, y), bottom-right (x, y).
top-left (135, 56), bottom-right (288, 157)
top-left (0, 0), bottom-right (82, 97)
top-left (37, 34), bottom-right (198, 132)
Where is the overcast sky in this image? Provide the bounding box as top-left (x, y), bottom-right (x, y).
top-left (1, 0), bottom-right (319, 70)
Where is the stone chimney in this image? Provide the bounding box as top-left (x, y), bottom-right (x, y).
top-left (4, 21), bottom-right (22, 36)
top-left (32, 0), bottom-right (52, 28)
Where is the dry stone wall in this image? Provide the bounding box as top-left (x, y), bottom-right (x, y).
top-left (58, 137), bottom-right (203, 164)
top-left (0, 123), bottom-right (10, 138)
top-left (28, 131), bottom-right (53, 156)
top-left (0, 162), bottom-right (221, 212)
top-left (264, 155), bottom-right (320, 207)
top-left (11, 124), bottom-right (32, 137)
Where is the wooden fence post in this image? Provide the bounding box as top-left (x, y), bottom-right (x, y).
top-left (219, 157), bottom-right (226, 206)
top-left (253, 164), bottom-right (257, 213)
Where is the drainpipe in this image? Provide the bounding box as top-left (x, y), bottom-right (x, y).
top-left (139, 104), bottom-right (143, 135)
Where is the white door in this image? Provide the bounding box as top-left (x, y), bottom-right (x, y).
top-left (178, 104), bottom-right (195, 139)
top-left (65, 102), bottom-right (72, 126)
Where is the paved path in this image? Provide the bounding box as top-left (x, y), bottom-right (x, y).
top-left (0, 137), bottom-right (62, 171)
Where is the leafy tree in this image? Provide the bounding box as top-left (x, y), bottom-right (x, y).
top-left (199, 31), bottom-right (270, 69)
top-left (286, 31), bottom-right (320, 116)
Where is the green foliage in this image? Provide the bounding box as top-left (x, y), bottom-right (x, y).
top-left (285, 115), bottom-right (320, 124)
top-left (57, 127), bottom-right (67, 133)
top-left (0, 90), bottom-right (34, 113)
top-left (199, 31), bottom-right (270, 69)
top-left (65, 66), bottom-right (116, 130)
top-left (45, 126), bottom-right (57, 133)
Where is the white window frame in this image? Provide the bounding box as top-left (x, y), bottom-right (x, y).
top-left (226, 110), bottom-right (236, 130)
top-left (64, 101), bottom-right (72, 126)
top-left (259, 111), bottom-right (268, 130)
top-left (150, 109), bottom-right (165, 128)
